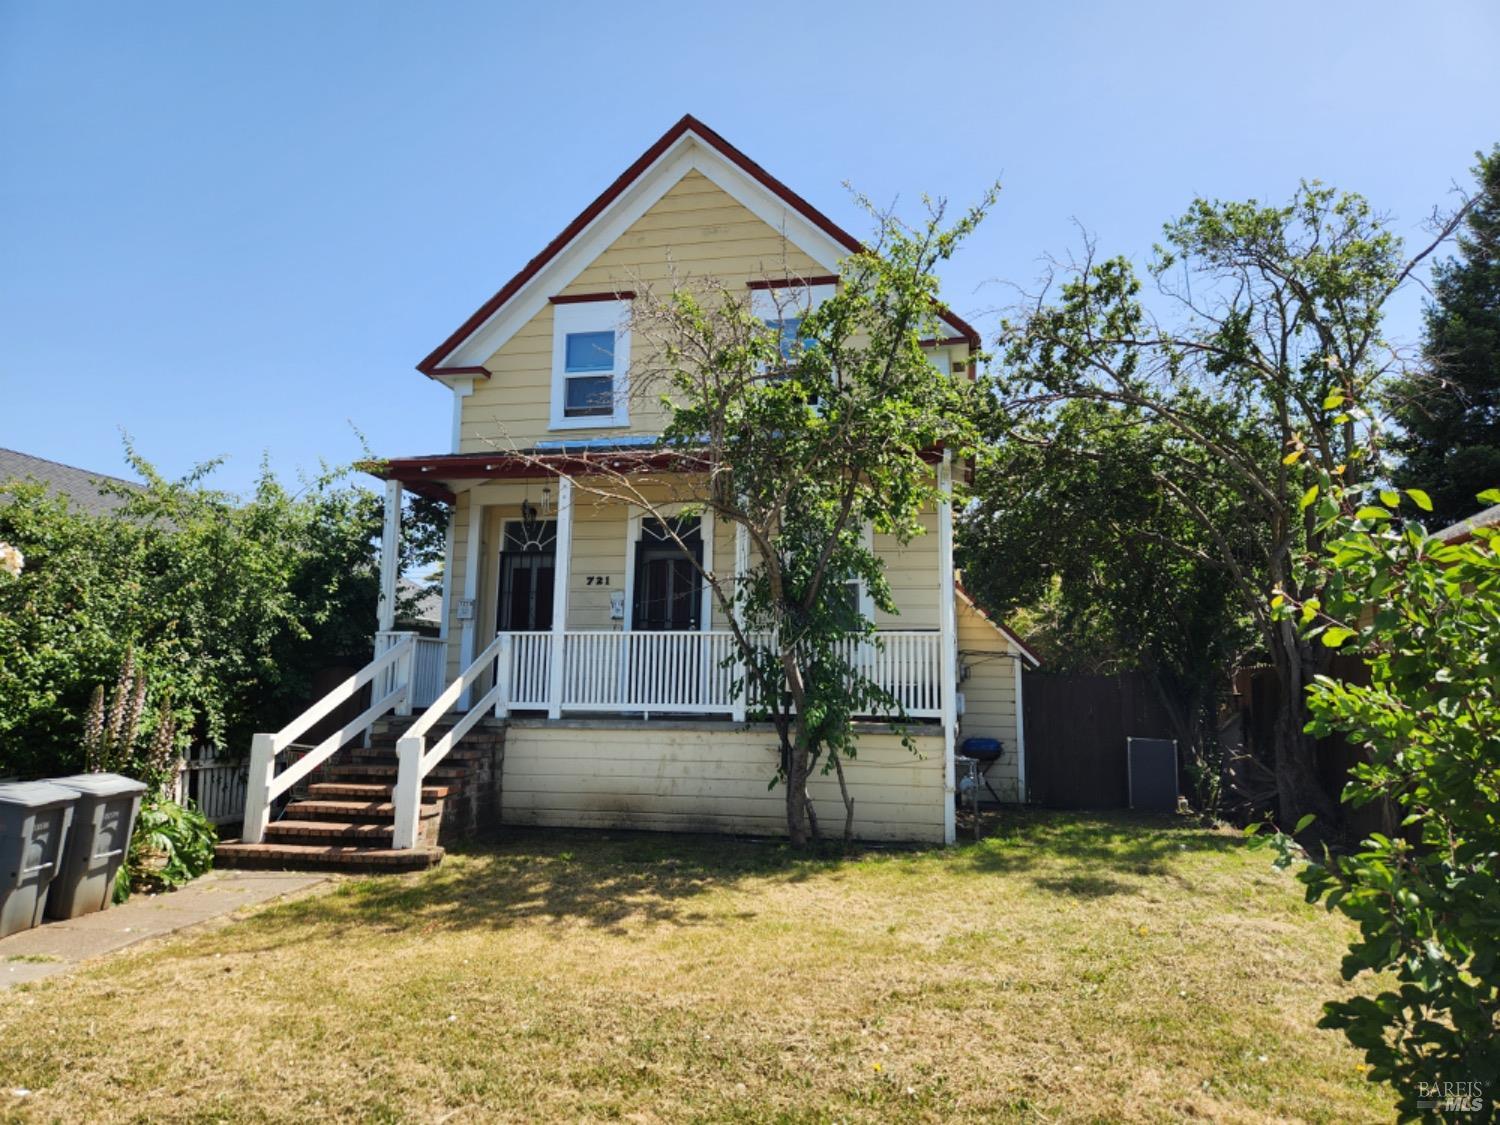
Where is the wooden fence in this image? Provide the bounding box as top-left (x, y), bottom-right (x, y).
top-left (172, 745), bottom-right (247, 826)
top-left (1022, 671), bottom-right (1181, 808)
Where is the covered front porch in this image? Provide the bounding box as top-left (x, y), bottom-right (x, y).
top-left (373, 446), bottom-right (958, 726)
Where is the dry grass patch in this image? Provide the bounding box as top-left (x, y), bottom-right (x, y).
top-left (0, 812), bottom-right (1391, 1122)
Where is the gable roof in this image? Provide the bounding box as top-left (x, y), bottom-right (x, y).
top-left (417, 114), bottom-right (980, 379)
top-left (0, 448), bottom-right (141, 517)
top-left (955, 583), bottom-right (1042, 667)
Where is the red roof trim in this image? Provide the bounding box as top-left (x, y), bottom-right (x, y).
top-left (955, 582), bottom-right (1042, 667)
top-left (745, 275), bottom-right (841, 291)
top-left (549, 291), bottom-right (637, 304)
top-left (428, 365), bottom-right (490, 380)
top-left (416, 114), bottom-right (868, 379)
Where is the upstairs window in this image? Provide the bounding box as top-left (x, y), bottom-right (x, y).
top-left (563, 331), bottom-right (615, 417)
top-left (550, 298), bottom-right (631, 429)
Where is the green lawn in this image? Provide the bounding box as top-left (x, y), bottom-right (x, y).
top-left (0, 813), bottom-right (1392, 1122)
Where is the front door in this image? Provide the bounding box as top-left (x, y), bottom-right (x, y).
top-left (632, 516), bottom-right (702, 631)
top-left (497, 519), bottom-right (556, 632)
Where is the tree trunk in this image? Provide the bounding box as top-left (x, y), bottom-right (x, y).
top-left (783, 734), bottom-right (811, 847)
top-left (1269, 626), bottom-right (1340, 842)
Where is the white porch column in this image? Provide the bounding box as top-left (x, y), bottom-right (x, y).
top-left (937, 452), bottom-right (958, 846)
top-left (377, 479), bottom-right (402, 634)
top-left (458, 494), bottom-right (483, 710)
top-left (731, 518), bottom-right (750, 723)
top-left (547, 475), bottom-right (574, 719)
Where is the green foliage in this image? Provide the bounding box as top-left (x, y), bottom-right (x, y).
top-left (1391, 146), bottom-right (1500, 528)
top-left (961, 398), bottom-right (1255, 810)
top-left (0, 449), bottom-right (443, 777)
top-left (992, 179), bottom-right (1456, 832)
top-left (117, 795), bottom-right (217, 900)
top-left (1263, 481), bottom-right (1500, 1118)
top-left (622, 191), bottom-right (994, 842)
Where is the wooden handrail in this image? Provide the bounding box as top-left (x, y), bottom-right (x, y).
top-left (390, 633), bottom-right (512, 849)
top-left (240, 634), bottom-right (415, 845)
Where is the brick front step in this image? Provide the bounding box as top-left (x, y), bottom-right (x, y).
top-left (323, 763), bottom-right (468, 783)
top-left (266, 819), bottom-right (395, 843)
top-left (306, 781), bottom-right (452, 802)
top-left (215, 841), bottom-right (443, 872)
top-left (283, 798), bottom-right (440, 822)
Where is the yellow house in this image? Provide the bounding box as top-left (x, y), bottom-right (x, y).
top-left (222, 116), bottom-right (1036, 870)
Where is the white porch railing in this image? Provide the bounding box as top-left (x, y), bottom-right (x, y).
top-left (241, 632), bottom-right (417, 844)
top-left (376, 631), bottom-right (446, 709)
top-left (488, 628), bottom-right (944, 720)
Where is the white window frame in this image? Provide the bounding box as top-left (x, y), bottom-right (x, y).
top-left (750, 283), bottom-right (836, 356)
top-left (550, 299), bottom-right (631, 430)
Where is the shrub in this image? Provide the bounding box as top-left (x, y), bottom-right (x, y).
top-left (1264, 484), bottom-right (1500, 1119)
top-left (115, 796), bottom-right (217, 901)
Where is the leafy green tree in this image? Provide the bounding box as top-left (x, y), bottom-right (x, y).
top-left (1258, 481), bottom-right (1499, 1119)
top-left (518, 194), bottom-right (992, 844)
top-left (993, 183), bottom-right (1471, 838)
top-left (1392, 146), bottom-right (1500, 527)
top-left (961, 399), bottom-right (1255, 809)
top-left (0, 452), bottom-right (443, 777)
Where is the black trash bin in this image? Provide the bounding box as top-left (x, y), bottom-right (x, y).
top-left (0, 781), bottom-right (78, 938)
top-left (44, 773), bottom-right (148, 919)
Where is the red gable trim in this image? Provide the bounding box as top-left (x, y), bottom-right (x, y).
top-left (416, 114), bottom-right (867, 379)
top-left (745, 275), bottom-right (841, 291)
top-left (549, 291), bottom-right (637, 304)
top-left (427, 365), bottom-right (490, 380)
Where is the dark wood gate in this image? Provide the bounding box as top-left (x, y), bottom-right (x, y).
top-left (1022, 671), bottom-right (1180, 808)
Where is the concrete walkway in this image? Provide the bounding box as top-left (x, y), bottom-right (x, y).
top-left (0, 870), bottom-right (326, 989)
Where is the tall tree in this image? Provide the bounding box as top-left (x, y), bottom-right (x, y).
top-left (992, 183), bottom-right (1470, 838)
top-left (960, 399), bottom-right (1256, 809)
top-left (1391, 145), bottom-right (1500, 527)
top-left (511, 194), bottom-right (992, 845)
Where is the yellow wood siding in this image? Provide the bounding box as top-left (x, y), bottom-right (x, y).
top-left (956, 598), bottom-right (1024, 801)
top-left (503, 722), bottom-right (946, 842)
top-left (875, 507), bottom-right (941, 630)
top-left (460, 170), bottom-right (828, 452)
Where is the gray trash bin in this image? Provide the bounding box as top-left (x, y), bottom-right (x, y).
top-left (0, 781), bottom-right (78, 938)
top-left (44, 773), bottom-right (147, 920)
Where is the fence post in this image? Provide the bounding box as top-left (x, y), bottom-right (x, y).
top-left (494, 633), bottom-right (513, 719)
top-left (392, 735), bottom-right (424, 850)
top-left (241, 733), bottom-right (276, 844)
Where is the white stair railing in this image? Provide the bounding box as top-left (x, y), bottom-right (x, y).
top-left (390, 633), bottom-right (513, 850)
top-left (241, 633), bottom-right (416, 844)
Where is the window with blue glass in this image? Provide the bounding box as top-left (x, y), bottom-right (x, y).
top-left (563, 330), bottom-right (615, 417)
top-left (766, 316), bottom-right (804, 362)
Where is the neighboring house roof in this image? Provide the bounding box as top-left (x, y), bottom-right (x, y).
top-left (1436, 503), bottom-right (1500, 546)
top-left (417, 113), bottom-right (981, 381)
top-left (0, 448), bottom-right (141, 517)
top-left (955, 582), bottom-right (1042, 667)
top-left (397, 577), bottom-right (442, 628)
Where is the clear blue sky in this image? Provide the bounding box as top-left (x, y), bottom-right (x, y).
top-left (3, 1), bottom-right (1497, 494)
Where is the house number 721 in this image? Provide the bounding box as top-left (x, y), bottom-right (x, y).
top-left (585, 576), bottom-right (611, 585)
